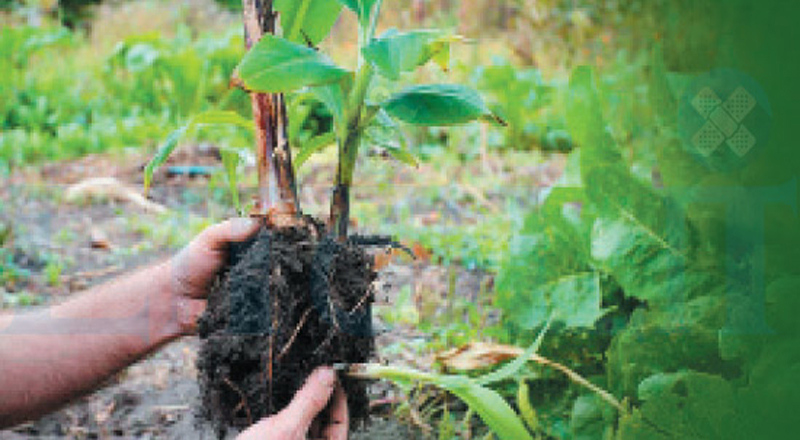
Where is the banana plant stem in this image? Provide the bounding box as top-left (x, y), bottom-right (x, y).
top-left (330, 63), bottom-right (375, 240)
top-left (242, 0), bottom-right (299, 217)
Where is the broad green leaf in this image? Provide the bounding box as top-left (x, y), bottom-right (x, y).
top-left (586, 167), bottom-right (697, 304)
top-left (496, 193), bottom-right (597, 330)
top-left (607, 295), bottom-right (727, 397)
top-left (566, 66), bottom-right (623, 177)
top-left (383, 84), bottom-right (501, 126)
top-left (220, 148), bottom-right (241, 213)
top-left (566, 65), bottom-right (700, 305)
top-left (295, 131), bottom-right (336, 168)
top-left (621, 371), bottom-right (740, 439)
top-left (566, 66), bottom-right (603, 149)
top-left (276, 0), bottom-right (343, 44)
top-left (358, 365), bottom-right (533, 440)
top-left (521, 272), bottom-right (604, 329)
top-left (362, 29), bottom-right (453, 80)
top-left (649, 43), bottom-right (678, 129)
top-left (144, 126), bottom-right (186, 194)
top-left (238, 35), bottom-right (349, 93)
top-left (476, 318), bottom-right (551, 386)
top-left (648, 44), bottom-right (707, 189)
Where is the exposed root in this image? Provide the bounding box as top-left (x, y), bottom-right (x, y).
top-left (277, 308), bottom-right (312, 361)
top-left (222, 377), bottom-right (252, 426)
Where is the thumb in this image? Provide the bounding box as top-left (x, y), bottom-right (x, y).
top-left (279, 367), bottom-right (337, 432)
top-left (198, 217), bottom-right (261, 252)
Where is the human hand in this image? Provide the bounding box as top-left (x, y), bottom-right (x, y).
top-left (237, 367), bottom-right (349, 440)
top-left (162, 217), bottom-right (261, 334)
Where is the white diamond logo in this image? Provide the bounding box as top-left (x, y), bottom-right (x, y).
top-left (722, 86), bottom-right (756, 123)
top-left (691, 87), bottom-right (722, 119)
top-left (727, 125), bottom-right (757, 157)
top-left (692, 121), bottom-right (725, 156)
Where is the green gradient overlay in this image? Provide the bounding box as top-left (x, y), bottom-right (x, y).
top-left (648, 1), bottom-right (799, 437)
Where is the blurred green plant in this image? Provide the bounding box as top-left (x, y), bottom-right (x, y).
top-left (0, 24), bottom-right (250, 171)
top-left (473, 57), bottom-right (572, 153)
top-left (488, 57), bottom-right (800, 438)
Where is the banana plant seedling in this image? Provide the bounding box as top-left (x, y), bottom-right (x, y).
top-left (143, 0), bottom-right (513, 435)
top-left (145, 0), bottom-right (503, 240)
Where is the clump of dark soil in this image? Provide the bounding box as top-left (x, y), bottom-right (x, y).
top-left (196, 218), bottom-right (376, 436)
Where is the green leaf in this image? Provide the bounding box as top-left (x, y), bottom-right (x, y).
top-left (383, 145), bottom-right (419, 167)
top-left (358, 365), bottom-right (533, 440)
top-left (439, 375), bottom-right (533, 440)
top-left (336, 0), bottom-right (378, 24)
top-left (566, 66), bottom-right (623, 176)
top-left (475, 319), bottom-right (551, 386)
top-left (363, 108), bottom-right (419, 167)
top-left (220, 148), bottom-right (241, 213)
top-left (143, 110), bottom-right (252, 193)
top-left (586, 168), bottom-right (697, 304)
top-left (517, 380), bottom-right (539, 433)
top-left (295, 131), bottom-right (336, 168)
top-left (621, 371), bottom-right (740, 439)
top-left (237, 35), bottom-right (349, 93)
top-left (144, 126), bottom-right (186, 194)
top-left (310, 78), bottom-right (351, 135)
top-left (496, 192), bottom-right (599, 330)
top-left (523, 272), bottom-right (605, 329)
top-left (362, 29), bottom-right (453, 80)
top-left (191, 110), bottom-right (253, 131)
top-left (382, 84), bottom-right (501, 126)
top-left (566, 66), bottom-right (603, 149)
top-left (276, 0), bottom-right (343, 44)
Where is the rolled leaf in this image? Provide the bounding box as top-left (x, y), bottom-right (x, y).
top-left (220, 148), bottom-right (241, 213)
top-left (143, 110), bottom-right (252, 193)
top-left (295, 131), bottom-right (337, 168)
top-left (144, 126), bottom-right (186, 194)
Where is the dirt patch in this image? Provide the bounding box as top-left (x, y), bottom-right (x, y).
top-left (196, 219), bottom-right (376, 436)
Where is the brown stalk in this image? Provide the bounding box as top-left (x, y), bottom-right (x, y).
top-left (241, 0), bottom-right (299, 218)
top-left (222, 377), bottom-right (253, 425)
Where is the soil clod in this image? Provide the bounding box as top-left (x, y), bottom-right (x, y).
top-left (197, 219), bottom-right (376, 436)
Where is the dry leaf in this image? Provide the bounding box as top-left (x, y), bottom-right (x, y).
top-left (65, 177), bottom-right (167, 214)
top-left (436, 341), bottom-right (524, 371)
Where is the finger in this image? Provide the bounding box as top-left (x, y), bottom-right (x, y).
top-left (323, 383), bottom-right (349, 440)
top-left (176, 298), bottom-right (207, 334)
top-left (198, 218), bottom-right (261, 252)
top-left (279, 367), bottom-right (337, 432)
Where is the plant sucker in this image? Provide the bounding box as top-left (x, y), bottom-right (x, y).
top-left (242, 0), bottom-right (299, 219)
